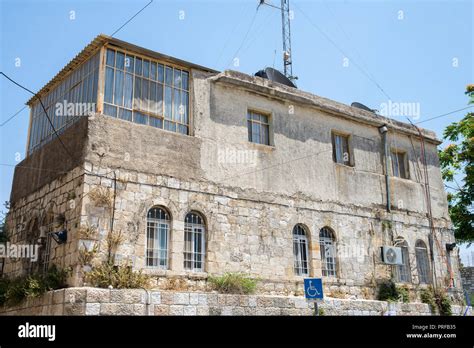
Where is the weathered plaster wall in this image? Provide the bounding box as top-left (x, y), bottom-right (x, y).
top-left (199, 74), bottom-right (448, 219)
top-left (10, 117), bottom-right (88, 203)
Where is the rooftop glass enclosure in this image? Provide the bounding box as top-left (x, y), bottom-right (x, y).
top-left (27, 45), bottom-right (190, 155)
top-left (28, 53), bottom-right (99, 154)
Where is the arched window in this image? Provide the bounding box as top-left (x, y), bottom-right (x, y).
top-left (293, 224), bottom-right (309, 276)
top-left (395, 239), bottom-right (411, 283)
top-left (42, 209), bottom-right (55, 274)
top-left (184, 212), bottom-right (206, 272)
top-left (319, 227), bottom-right (337, 277)
top-left (146, 207), bottom-right (171, 269)
top-left (415, 240), bottom-right (431, 284)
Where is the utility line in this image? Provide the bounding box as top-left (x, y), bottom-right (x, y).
top-left (226, 8), bottom-right (261, 69)
top-left (320, 0), bottom-right (376, 81)
top-left (110, 0), bottom-right (154, 37)
top-left (0, 72), bottom-right (74, 159)
top-left (0, 105), bottom-right (27, 127)
top-left (240, 9), bottom-right (276, 58)
top-left (292, 2), bottom-right (392, 101)
top-left (220, 148), bottom-right (333, 183)
top-left (415, 106), bottom-right (473, 125)
top-left (215, 2), bottom-right (254, 68)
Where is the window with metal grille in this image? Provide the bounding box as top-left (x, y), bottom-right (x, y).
top-left (42, 230), bottom-right (53, 274)
top-left (391, 150), bottom-right (408, 179)
top-left (41, 211), bottom-right (55, 274)
top-left (319, 227), bottom-right (337, 277)
top-left (415, 240), bottom-right (431, 284)
top-left (293, 224), bottom-right (309, 276)
top-left (184, 212), bottom-right (206, 272)
top-left (146, 207), bottom-right (170, 269)
top-left (395, 240), bottom-right (411, 283)
top-left (332, 132), bottom-right (351, 165)
top-left (104, 48), bottom-right (190, 135)
top-left (247, 110), bottom-right (270, 145)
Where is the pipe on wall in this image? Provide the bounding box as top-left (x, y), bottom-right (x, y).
top-left (379, 125), bottom-right (391, 212)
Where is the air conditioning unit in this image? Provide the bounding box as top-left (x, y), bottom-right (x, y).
top-left (381, 246), bottom-right (403, 265)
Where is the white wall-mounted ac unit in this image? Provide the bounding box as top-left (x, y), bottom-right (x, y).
top-left (381, 246), bottom-right (403, 265)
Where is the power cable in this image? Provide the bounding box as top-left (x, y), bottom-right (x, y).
top-left (292, 2), bottom-right (392, 101)
top-left (110, 0), bottom-right (154, 37)
top-left (0, 72), bottom-right (74, 159)
top-left (415, 106), bottom-right (473, 125)
top-left (0, 105), bottom-right (27, 127)
top-left (226, 8), bottom-right (261, 69)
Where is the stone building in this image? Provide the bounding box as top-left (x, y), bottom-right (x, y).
top-left (2, 34), bottom-right (463, 302)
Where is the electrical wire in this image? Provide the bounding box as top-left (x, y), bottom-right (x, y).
top-left (0, 72), bottom-right (74, 159)
top-left (110, 0), bottom-right (154, 37)
top-left (292, 2), bottom-right (392, 101)
top-left (0, 105), bottom-right (27, 127)
top-left (415, 106), bottom-right (473, 125)
top-left (215, 2), bottom-right (255, 68)
top-left (226, 8), bottom-right (261, 69)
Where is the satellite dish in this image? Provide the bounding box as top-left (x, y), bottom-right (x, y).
top-left (351, 102), bottom-right (376, 113)
top-left (255, 67), bottom-right (297, 88)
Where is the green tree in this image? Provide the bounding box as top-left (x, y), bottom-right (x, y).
top-left (438, 85), bottom-right (474, 243)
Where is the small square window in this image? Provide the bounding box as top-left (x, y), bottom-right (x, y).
top-left (247, 110), bottom-right (270, 145)
top-left (332, 133), bottom-right (351, 165)
top-left (391, 150), bottom-right (408, 179)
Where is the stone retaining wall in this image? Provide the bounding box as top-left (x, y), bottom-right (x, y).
top-left (461, 267), bottom-right (474, 295)
top-left (0, 288), bottom-right (471, 316)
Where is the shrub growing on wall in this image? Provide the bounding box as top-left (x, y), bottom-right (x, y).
top-left (0, 265), bottom-right (70, 307)
top-left (83, 262), bottom-right (150, 289)
top-left (420, 287), bottom-right (452, 316)
top-left (208, 273), bottom-right (258, 294)
top-left (377, 280), bottom-right (409, 302)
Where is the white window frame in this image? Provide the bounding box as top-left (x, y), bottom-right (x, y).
top-left (293, 225), bottom-right (309, 276)
top-left (184, 212), bottom-right (206, 272)
top-left (146, 207), bottom-right (171, 269)
top-left (319, 227), bottom-right (337, 278)
top-left (395, 240), bottom-right (411, 283)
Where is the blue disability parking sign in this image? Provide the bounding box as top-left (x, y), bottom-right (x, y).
top-left (304, 278), bottom-right (323, 299)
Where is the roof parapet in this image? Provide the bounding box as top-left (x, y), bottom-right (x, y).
top-left (211, 70), bottom-right (440, 144)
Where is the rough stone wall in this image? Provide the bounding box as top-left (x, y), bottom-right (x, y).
top-left (2, 287), bottom-right (470, 316)
top-left (3, 165), bottom-right (85, 282)
top-left (461, 267), bottom-right (474, 295)
top-left (78, 162), bottom-right (462, 300)
top-left (3, 66), bottom-right (462, 302)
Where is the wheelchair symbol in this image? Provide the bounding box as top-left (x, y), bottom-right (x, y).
top-left (306, 280), bottom-right (321, 297)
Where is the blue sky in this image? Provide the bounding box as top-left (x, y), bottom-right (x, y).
top-left (0, 0), bottom-right (473, 261)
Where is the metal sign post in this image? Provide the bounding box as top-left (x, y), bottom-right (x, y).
top-left (303, 278), bottom-right (323, 316)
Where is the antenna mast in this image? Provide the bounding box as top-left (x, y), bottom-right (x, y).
top-left (281, 0), bottom-right (293, 80)
top-left (258, 0), bottom-right (297, 81)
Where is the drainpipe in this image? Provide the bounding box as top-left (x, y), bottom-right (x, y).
top-left (379, 125), bottom-right (391, 212)
top-left (141, 287), bottom-right (152, 315)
